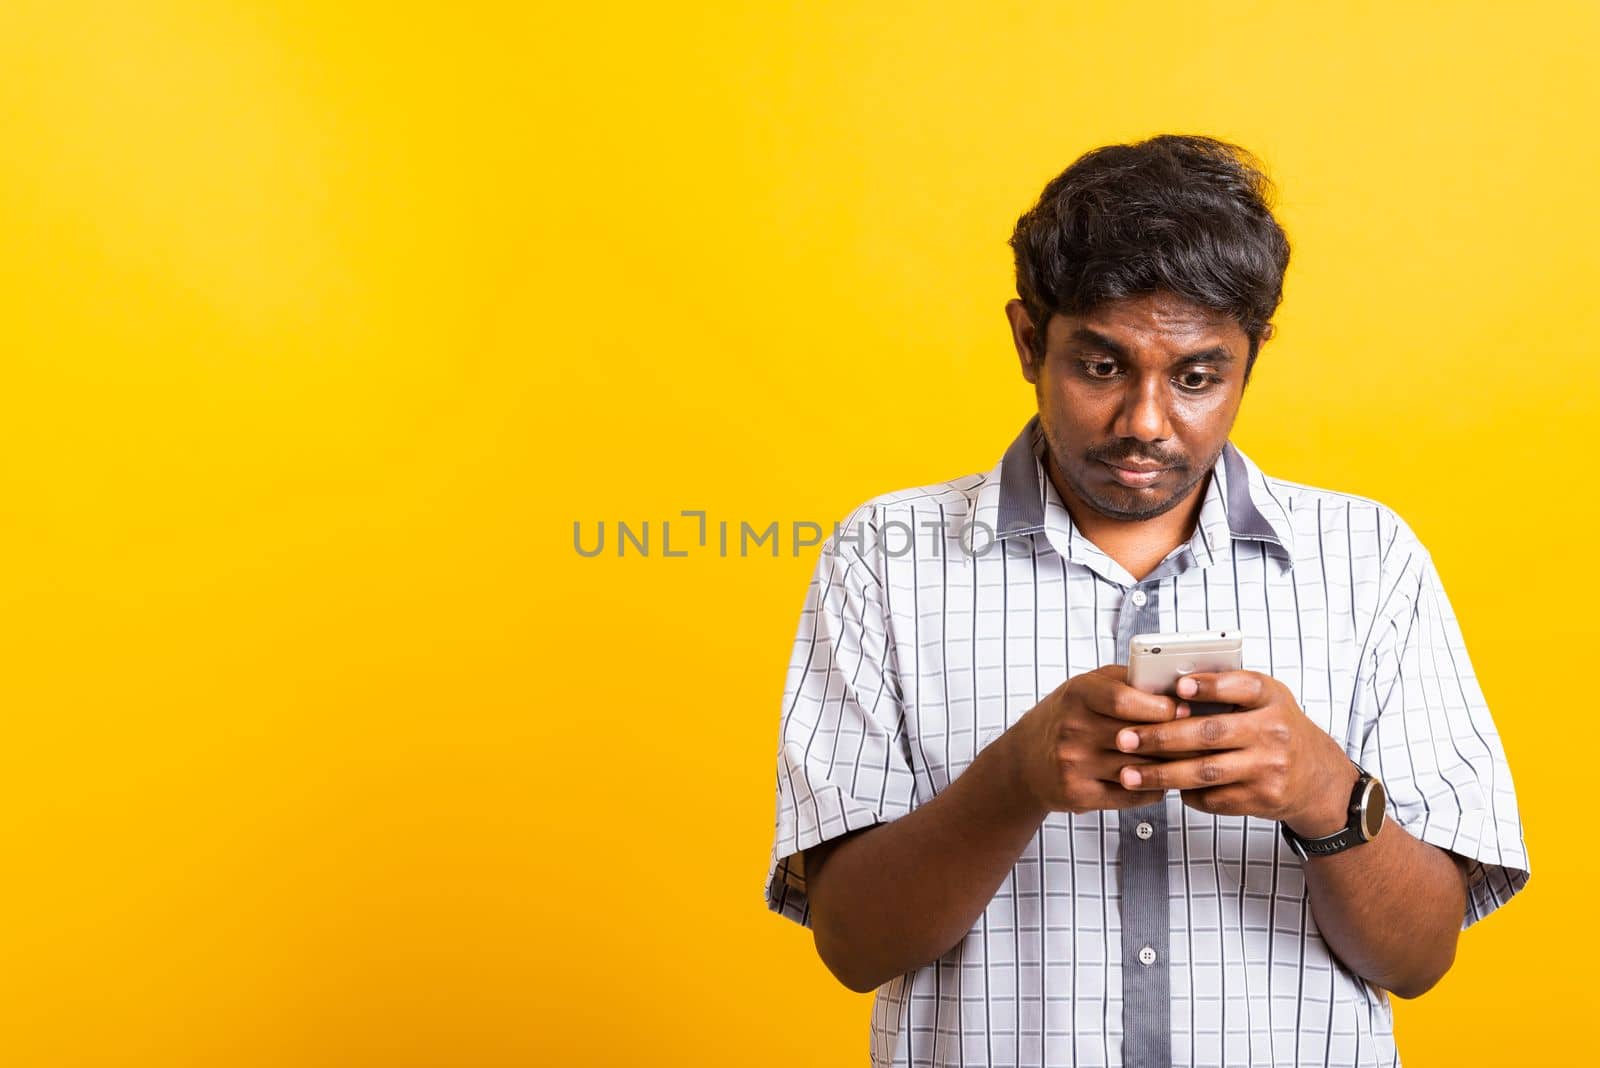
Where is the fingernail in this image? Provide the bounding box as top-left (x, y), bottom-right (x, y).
top-left (1177, 677), bottom-right (1197, 697)
top-left (1121, 767), bottom-right (1142, 788)
top-left (1176, 702), bottom-right (1191, 718)
top-left (1117, 729), bottom-right (1139, 751)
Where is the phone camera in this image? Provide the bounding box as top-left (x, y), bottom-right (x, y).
top-left (1151, 646), bottom-right (1161, 654)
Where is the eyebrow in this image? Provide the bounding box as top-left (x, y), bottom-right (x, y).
top-left (1066, 326), bottom-right (1237, 365)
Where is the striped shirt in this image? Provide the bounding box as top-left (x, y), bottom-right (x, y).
top-left (765, 414), bottom-right (1529, 1068)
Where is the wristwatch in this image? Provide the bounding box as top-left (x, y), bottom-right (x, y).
top-left (1280, 764), bottom-right (1386, 859)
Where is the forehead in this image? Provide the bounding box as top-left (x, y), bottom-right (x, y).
top-left (1046, 292), bottom-right (1245, 356)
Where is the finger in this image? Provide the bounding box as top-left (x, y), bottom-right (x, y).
top-left (1081, 709), bottom-right (1179, 747)
top-left (1080, 751), bottom-right (1162, 785)
top-left (1052, 770), bottom-right (1166, 812)
top-left (1077, 669), bottom-right (1181, 723)
top-left (1113, 707), bottom-right (1257, 756)
top-left (1180, 786), bottom-right (1255, 817)
top-left (1095, 663), bottom-right (1130, 683)
top-left (1078, 716), bottom-right (1207, 765)
top-left (1118, 750), bottom-right (1251, 792)
top-left (1173, 670), bottom-right (1271, 709)
top-left (1095, 663), bottom-right (1197, 719)
top-left (1078, 781), bottom-right (1167, 811)
top-left (1101, 787), bottom-right (1168, 811)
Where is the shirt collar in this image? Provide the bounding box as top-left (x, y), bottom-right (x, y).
top-left (964, 414), bottom-right (1296, 571)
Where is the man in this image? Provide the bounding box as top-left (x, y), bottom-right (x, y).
top-left (763, 134), bottom-right (1529, 1068)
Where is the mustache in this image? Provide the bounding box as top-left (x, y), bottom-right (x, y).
top-left (1091, 446), bottom-right (1185, 468)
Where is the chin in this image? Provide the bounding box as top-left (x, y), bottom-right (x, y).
top-left (1090, 487), bottom-right (1185, 521)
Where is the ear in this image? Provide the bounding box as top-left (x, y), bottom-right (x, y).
top-left (1005, 299), bottom-right (1044, 384)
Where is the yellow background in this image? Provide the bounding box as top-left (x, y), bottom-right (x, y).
top-left (0, 2), bottom-right (1589, 1064)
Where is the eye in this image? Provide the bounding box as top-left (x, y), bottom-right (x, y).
top-left (1176, 370), bottom-right (1224, 393)
top-left (1080, 359), bottom-right (1120, 379)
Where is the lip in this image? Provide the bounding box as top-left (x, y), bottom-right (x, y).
top-left (1103, 461), bottom-right (1169, 487)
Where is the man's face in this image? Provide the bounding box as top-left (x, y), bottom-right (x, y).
top-left (1005, 291), bottom-right (1254, 523)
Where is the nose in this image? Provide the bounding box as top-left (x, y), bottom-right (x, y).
top-left (1111, 373), bottom-right (1173, 444)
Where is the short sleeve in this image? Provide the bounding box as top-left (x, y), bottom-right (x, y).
top-left (1351, 528), bottom-right (1530, 929)
top-left (764, 503), bottom-right (917, 928)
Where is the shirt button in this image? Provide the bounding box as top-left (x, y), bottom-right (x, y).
top-left (1135, 821), bottom-right (1154, 840)
top-left (1138, 945), bottom-right (1157, 966)
top-left (1130, 589), bottom-right (1148, 607)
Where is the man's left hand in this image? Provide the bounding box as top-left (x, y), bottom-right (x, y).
top-left (1112, 671), bottom-right (1358, 837)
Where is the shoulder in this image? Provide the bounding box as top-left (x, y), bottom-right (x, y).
top-left (806, 471), bottom-right (989, 594)
top-left (826, 472), bottom-right (988, 544)
top-left (852, 472), bottom-right (987, 522)
top-left (1260, 473), bottom-right (1442, 645)
top-left (1261, 472), bottom-right (1431, 572)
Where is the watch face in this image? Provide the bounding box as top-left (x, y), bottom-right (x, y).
top-left (1359, 778), bottom-right (1387, 840)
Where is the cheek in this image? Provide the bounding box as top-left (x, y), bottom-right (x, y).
top-left (1169, 401), bottom-right (1221, 428)
top-left (1048, 377), bottom-right (1112, 418)
top-left (1172, 386), bottom-right (1240, 425)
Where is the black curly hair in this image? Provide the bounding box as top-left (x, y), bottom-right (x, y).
top-left (1008, 134), bottom-right (1291, 383)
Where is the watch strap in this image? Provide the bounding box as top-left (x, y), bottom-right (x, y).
top-left (1280, 818), bottom-right (1361, 859)
top-left (1280, 764), bottom-right (1380, 860)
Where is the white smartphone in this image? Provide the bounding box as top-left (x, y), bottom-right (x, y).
top-left (1127, 630), bottom-right (1244, 715)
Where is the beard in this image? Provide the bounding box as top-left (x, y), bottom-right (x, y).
top-left (1041, 426), bottom-right (1221, 523)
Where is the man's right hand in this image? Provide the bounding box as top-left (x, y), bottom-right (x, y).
top-left (1005, 663), bottom-right (1184, 814)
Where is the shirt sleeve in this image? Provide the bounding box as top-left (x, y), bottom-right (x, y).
top-left (1350, 519), bottom-right (1530, 929)
top-left (764, 502), bottom-right (918, 928)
